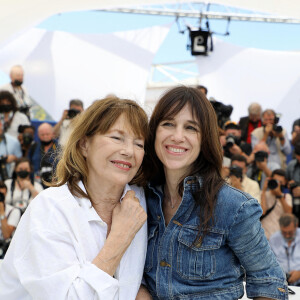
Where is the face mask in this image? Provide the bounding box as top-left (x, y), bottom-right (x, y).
top-left (13, 80), bottom-right (23, 86)
top-left (23, 133), bottom-right (33, 146)
top-left (0, 104), bottom-right (13, 113)
top-left (16, 170), bottom-right (30, 179)
top-left (41, 140), bottom-right (53, 146)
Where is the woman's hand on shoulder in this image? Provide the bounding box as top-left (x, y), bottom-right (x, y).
top-left (110, 190), bottom-right (147, 245)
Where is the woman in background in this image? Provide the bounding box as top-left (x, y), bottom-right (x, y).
top-left (5, 157), bottom-right (43, 213)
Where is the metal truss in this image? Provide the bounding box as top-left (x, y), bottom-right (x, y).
top-left (100, 2), bottom-right (300, 24)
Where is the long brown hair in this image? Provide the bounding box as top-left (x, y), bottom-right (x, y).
top-left (145, 86), bottom-right (224, 237)
top-left (51, 97), bottom-right (149, 199)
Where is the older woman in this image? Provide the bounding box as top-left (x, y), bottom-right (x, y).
top-left (140, 86), bottom-right (288, 300)
top-left (0, 97), bottom-right (149, 300)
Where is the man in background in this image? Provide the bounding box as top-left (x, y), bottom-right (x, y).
top-left (53, 99), bottom-right (84, 147)
top-left (269, 213), bottom-right (300, 286)
top-left (239, 102), bottom-right (262, 145)
top-left (0, 65), bottom-right (32, 118)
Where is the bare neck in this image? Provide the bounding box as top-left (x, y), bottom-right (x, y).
top-left (86, 177), bottom-right (124, 226)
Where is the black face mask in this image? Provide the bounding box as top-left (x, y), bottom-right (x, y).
top-left (16, 170), bottom-right (30, 179)
top-left (13, 80), bottom-right (23, 87)
top-left (41, 140), bottom-right (53, 146)
top-left (23, 133), bottom-right (34, 146)
top-left (0, 104), bottom-right (13, 113)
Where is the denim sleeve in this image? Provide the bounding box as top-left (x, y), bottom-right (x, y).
top-left (228, 198), bottom-right (288, 300)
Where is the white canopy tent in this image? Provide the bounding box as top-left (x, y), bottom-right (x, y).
top-left (0, 1), bottom-right (299, 126)
top-left (196, 37), bottom-right (300, 134)
top-left (1, 1), bottom-right (300, 47)
top-left (0, 24), bottom-right (171, 121)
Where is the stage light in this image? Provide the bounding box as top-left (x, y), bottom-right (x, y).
top-left (189, 29), bottom-right (213, 56)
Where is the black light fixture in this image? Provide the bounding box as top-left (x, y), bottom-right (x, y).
top-left (189, 29), bottom-right (213, 56)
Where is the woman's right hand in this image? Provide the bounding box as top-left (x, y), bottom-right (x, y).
top-left (110, 190), bottom-right (147, 246)
top-left (93, 190), bottom-right (147, 276)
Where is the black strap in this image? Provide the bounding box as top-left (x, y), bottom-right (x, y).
top-left (260, 198), bottom-right (278, 220)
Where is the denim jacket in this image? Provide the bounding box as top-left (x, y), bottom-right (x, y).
top-left (144, 176), bottom-right (288, 300)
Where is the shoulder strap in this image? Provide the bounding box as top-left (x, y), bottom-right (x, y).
top-left (260, 198), bottom-right (278, 220)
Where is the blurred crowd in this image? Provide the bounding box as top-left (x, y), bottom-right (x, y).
top-left (0, 65), bottom-right (84, 258)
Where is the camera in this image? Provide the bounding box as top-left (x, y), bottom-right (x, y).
top-left (0, 192), bottom-right (4, 203)
top-left (210, 99), bottom-right (233, 129)
top-left (18, 105), bottom-right (31, 116)
top-left (268, 179), bottom-right (278, 190)
top-left (289, 182), bottom-right (299, 191)
top-left (254, 151), bottom-right (268, 162)
top-left (273, 124), bottom-right (283, 133)
top-left (226, 134), bottom-right (237, 148)
top-left (229, 165), bottom-right (243, 179)
top-left (0, 155), bottom-right (8, 181)
top-left (67, 109), bottom-right (81, 119)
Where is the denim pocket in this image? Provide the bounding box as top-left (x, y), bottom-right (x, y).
top-left (176, 226), bottom-right (223, 280)
top-left (144, 223), bottom-right (159, 273)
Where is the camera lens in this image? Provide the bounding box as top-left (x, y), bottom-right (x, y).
top-left (268, 179), bottom-right (278, 190)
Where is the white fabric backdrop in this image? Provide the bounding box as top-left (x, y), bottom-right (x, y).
top-left (1, 1), bottom-right (300, 47)
top-left (196, 37), bottom-right (300, 135)
top-left (0, 24), bottom-right (170, 121)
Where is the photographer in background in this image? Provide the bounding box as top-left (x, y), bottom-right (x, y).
top-left (291, 118), bottom-right (300, 146)
top-left (0, 120), bottom-right (22, 180)
top-left (0, 181), bottom-right (21, 259)
top-left (0, 65), bottom-right (32, 119)
top-left (53, 99), bottom-right (84, 147)
top-left (251, 109), bottom-right (291, 169)
top-left (286, 143), bottom-right (300, 220)
top-left (239, 102), bottom-right (262, 146)
top-left (261, 169), bottom-right (292, 239)
top-left (223, 121), bottom-right (252, 163)
top-left (0, 91), bottom-right (30, 139)
top-left (228, 155), bottom-right (261, 202)
top-left (5, 157), bottom-right (43, 214)
top-left (247, 141), bottom-right (281, 189)
top-left (28, 123), bottom-right (60, 188)
top-left (269, 214), bottom-right (300, 286)
top-left (17, 125), bottom-right (36, 157)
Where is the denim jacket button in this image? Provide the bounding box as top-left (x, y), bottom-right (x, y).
top-left (160, 261), bottom-right (171, 267)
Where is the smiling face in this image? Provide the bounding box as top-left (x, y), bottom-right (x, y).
top-left (81, 114), bottom-right (145, 188)
top-left (154, 104), bottom-right (201, 177)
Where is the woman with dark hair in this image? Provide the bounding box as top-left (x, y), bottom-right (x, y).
top-left (0, 91), bottom-right (30, 138)
top-left (0, 97), bottom-right (149, 300)
top-left (140, 86), bottom-right (287, 299)
top-left (4, 157), bottom-right (43, 213)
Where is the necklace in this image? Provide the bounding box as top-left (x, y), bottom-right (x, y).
top-left (164, 186), bottom-right (181, 209)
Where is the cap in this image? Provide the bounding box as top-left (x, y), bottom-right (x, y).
top-left (224, 121), bottom-right (240, 130)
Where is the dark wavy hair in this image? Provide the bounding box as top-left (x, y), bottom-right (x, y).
top-left (144, 86), bottom-right (224, 239)
top-left (0, 91), bottom-right (18, 112)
